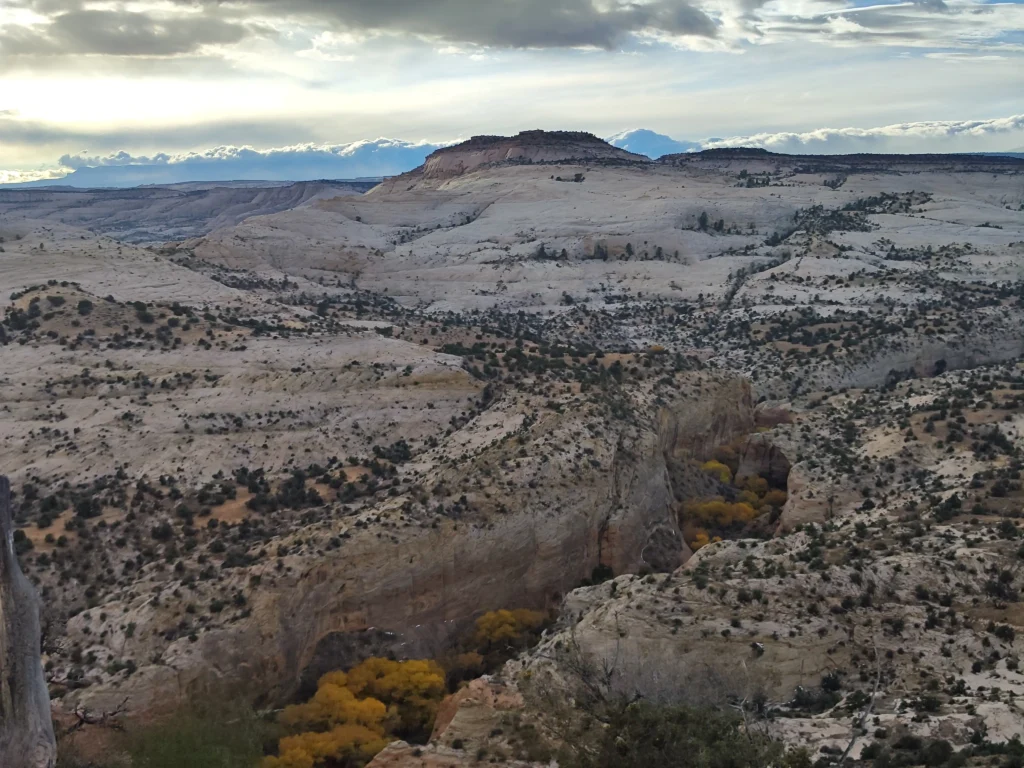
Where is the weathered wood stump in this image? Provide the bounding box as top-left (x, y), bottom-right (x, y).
top-left (0, 476), bottom-right (56, 767)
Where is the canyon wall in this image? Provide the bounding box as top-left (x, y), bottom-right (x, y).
top-left (65, 378), bottom-right (756, 715)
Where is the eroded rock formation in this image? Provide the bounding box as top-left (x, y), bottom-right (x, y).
top-left (0, 476), bottom-right (56, 768)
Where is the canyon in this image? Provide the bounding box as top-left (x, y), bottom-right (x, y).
top-left (1, 131), bottom-right (1022, 766)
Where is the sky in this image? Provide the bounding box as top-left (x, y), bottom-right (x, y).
top-left (1, 0), bottom-right (1023, 183)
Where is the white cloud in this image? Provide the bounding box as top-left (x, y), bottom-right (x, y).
top-left (3, 137), bottom-right (458, 186)
top-left (704, 114), bottom-right (1024, 153)
top-left (58, 137), bottom-right (448, 170)
top-left (0, 167), bottom-right (65, 184)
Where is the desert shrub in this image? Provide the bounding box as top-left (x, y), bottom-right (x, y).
top-left (566, 702), bottom-right (781, 768)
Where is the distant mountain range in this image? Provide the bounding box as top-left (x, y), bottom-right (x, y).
top-left (5, 130), bottom-right (1023, 189)
top-left (7, 139), bottom-right (447, 189)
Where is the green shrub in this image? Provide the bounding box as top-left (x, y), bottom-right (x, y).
top-left (124, 701), bottom-right (270, 768)
top-left (567, 703), bottom-right (781, 768)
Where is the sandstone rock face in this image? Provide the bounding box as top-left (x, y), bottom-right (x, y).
top-left (658, 378), bottom-right (755, 461)
top-left (63, 376), bottom-right (748, 715)
top-left (367, 678), bottom-right (541, 768)
top-left (774, 461), bottom-right (831, 532)
top-left (762, 333), bottom-right (1024, 397)
top-left (734, 432), bottom-right (792, 488)
top-left (0, 477), bottom-right (57, 768)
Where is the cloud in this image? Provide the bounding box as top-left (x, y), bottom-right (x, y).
top-left (216, 0), bottom-right (720, 49)
top-left (756, 0), bottom-right (1024, 50)
top-left (2, 0), bottom-right (1021, 74)
top-left (1, 0), bottom-right (719, 60)
top-left (59, 138), bottom-right (446, 168)
top-left (9, 138), bottom-right (452, 187)
top-left (0, 8), bottom-right (255, 57)
top-left (0, 167), bottom-right (65, 185)
top-left (703, 114), bottom-right (1024, 153)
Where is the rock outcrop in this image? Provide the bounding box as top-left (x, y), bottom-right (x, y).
top-left (417, 131), bottom-right (649, 180)
top-left (0, 476), bottom-right (57, 768)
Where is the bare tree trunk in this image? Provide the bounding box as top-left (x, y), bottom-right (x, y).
top-left (0, 476), bottom-right (57, 767)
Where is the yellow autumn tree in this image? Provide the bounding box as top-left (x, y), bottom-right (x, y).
top-left (738, 474), bottom-right (769, 497)
top-left (344, 658), bottom-right (446, 740)
top-left (279, 672), bottom-right (388, 731)
top-left (264, 725), bottom-right (389, 768)
top-left (700, 460), bottom-right (733, 484)
top-left (711, 444), bottom-right (740, 475)
top-left (473, 609), bottom-right (546, 651)
top-left (263, 658), bottom-right (445, 768)
top-left (683, 498), bottom-right (757, 527)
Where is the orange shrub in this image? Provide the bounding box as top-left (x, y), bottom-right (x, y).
top-left (690, 529), bottom-right (711, 550)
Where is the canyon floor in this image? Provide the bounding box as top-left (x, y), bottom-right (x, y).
top-left (2, 132), bottom-right (1023, 767)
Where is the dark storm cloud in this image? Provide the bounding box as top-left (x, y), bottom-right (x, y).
top-left (244, 0), bottom-right (719, 48)
top-left (190, 0), bottom-right (720, 48)
top-left (3, 0), bottom-right (718, 57)
top-left (0, 6), bottom-right (257, 58)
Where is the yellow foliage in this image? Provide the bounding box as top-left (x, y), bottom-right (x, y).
top-left (739, 475), bottom-right (769, 497)
top-left (344, 658), bottom-right (445, 738)
top-left (684, 498), bottom-right (757, 527)
top-left (700, 460), bottom-right (733, 484)
top-left (691, 529), bottom-right (711, 550)
top-left (737, 490), bottom-right (761, 508)
top-left (711, 445), bottom-right (739, 474)
top-left (763, 489), bottom-right (788, 509)
top-left (473, 608), bottom-right (546, 649)
top-left (267, 658), bottom-right (446, 768)
top-left (262, 724), bottom-right (389, 768)
top-left (279, 675), bottom-right (386, 731)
